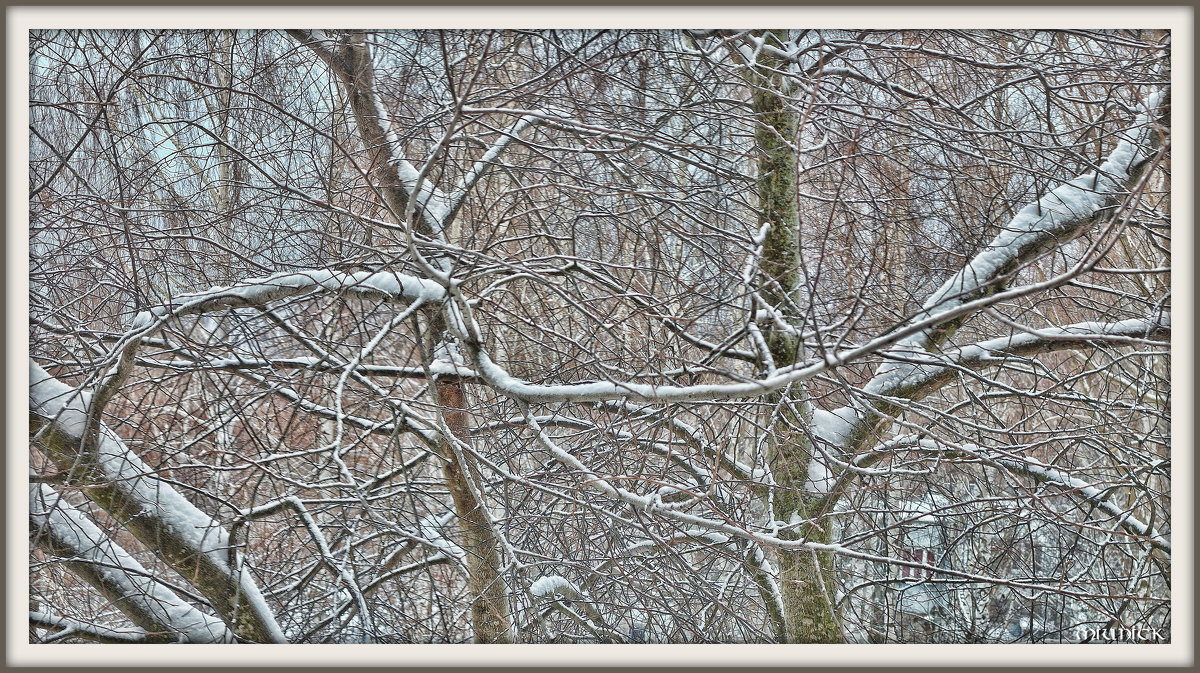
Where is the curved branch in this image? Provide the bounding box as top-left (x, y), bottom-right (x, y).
top-left (811, 314), bottom-right (1170, 496)
top-left (830, 437), bottom-right (1170, 555)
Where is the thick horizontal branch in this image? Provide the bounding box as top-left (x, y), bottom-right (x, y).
top-left (863, 314), bottom-right (1171, 400)
top-left (133, 268), bottom-right (444, 328)
top-left (140, 354), bottom-right (477, 381)
top-left (468, 279), bottom-right (1146, 404)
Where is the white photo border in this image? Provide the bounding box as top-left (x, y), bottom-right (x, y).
top-left (7, 4), bottom-right (1193, 668)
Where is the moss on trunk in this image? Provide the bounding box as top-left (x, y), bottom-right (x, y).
top-left (776, 504), bottom-right (841, 643)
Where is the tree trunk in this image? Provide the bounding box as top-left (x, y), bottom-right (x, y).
top-left (434, 377), bottom-right (513, 643)
top-left (775, 508), bottom-right (841, 643)
top-left (763, 402), bottom-right (842, 643)
top-left (751, 30), bottom-right (844, 643)
top-left (291, 31), bottom-right (515, 643)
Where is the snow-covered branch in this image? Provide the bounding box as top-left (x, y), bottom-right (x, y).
top-left (29, 612), bottom-right (151, 645)
top-left (902, 88), bottom-right (1167, 351)
top-left (137, 354), bottom-right (478, 381)
top-left (287, 29), bottom-right (454, 236)
top-left (864, 314), bottom-right (1171, 401)
top-left (445, 111), bottom-right (551, 222)
top-left (30, 28), bottom-right (1171, 644)
top-left (132, 268), bottom-right (444, 328)
top-left (469, 278), bottom-right (1156, 405)
top-left (28, 361), bottom-right (286, 643)
top-left (984, 451), bottom-right (1170, 555)
top-left (832, 437), bottom-right (1170, 555)
top-left (30, 483), bottom-right (235, 643)
top-left (806, 314), bottom-right (1170, 496)
top-left (529, 575), bottom-right (623, 642)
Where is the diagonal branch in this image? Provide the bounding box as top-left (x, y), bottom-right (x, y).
top-left (287, 29), bottom-right (453, 236)
top-left (29, 361), bottom-right (287, 643)
top-left (30, 483), bottom-right (235, 643)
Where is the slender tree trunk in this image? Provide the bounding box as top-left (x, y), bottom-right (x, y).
top-left (290, 31), bottom-right (514, 642)
top-left (434, 376), bottom-right (513, 643)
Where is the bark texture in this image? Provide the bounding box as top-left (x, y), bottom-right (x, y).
top-left (751, 30), bottom-right (843, 644)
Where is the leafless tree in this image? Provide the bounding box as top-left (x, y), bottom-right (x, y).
top-left (29, 28), bottom-right (1169, 644)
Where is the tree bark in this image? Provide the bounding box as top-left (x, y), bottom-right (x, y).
top-left (289, 31), bottom-right (514, 642)
top-left (434, 378), bottom-right (513, 643)
top-left (750, 30), bottom-right (844, 643)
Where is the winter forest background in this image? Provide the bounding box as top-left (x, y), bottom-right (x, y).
top-left (27, 28), bottom-right (1171, 645)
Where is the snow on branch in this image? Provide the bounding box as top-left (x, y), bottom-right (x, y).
top-left (530, 575), bottom-right (582, 600)
top-left (30, 482), bottom-right (235, 643)
top-left (29, 612), bottom-right (150, 645)
top-left (139, 354), bottom-right (478, 381)
top-left (469, 293), bottom-right (1163, 405)
top-left (459, 105), bottom-right (742, 183)
top-left (287, 29), bottom-right (455, 236)
top-left (453, 91), bottom-right (1166, 409)
top-left (805, 315), bottom-right (1170, 497)
top-left (863, 314), bottom-right (1171, 399)
top-left (905, 89), bottom-right (1167, 350)
top-left (244, 496), bottom-right (375, 639)
top-left (985, 451), bottom-right (1171, 555)
top-left (28, 361), bottom-right (287, 643)
top-left (283, 28), bottom-right (340, 58)
top-left (370, 94), bottom-right (454, 230)
top-left (446, 111), bottom-right (552, 222)
top-left (845, 437), bottom-right (1170, 555)
top-left (132, 268), bottom-right (445, 329)
top-left (528, 574), bottom-right (623, 642)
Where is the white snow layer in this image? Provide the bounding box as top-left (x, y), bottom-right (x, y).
top-left (371, 96), bottom-right (453, 229)
top-left (865, 315), bottom-right (1169, 398)
top-left (803, 314), bottom-right (1167, 495)
top-left (804, 408), bottom-right (862, 495)
top-left (135, 268), bottom-right (445, 327)
top-left (30, 483), bottom-right (235, 643)
top-left (29, 611), bottom-right (150, 644)
top-left (530, 575), bottom-right (582, 599)
top-left (812, 407), bottom-right (859, 446)
top-left (28, 360), bottom-right (287, 643)
top-left (804, 458), bottom-right (836, 497)
top-left (905, 90), bottom-right (1164, 347)
top-left (979, 449), bottom-right (1170, 553)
